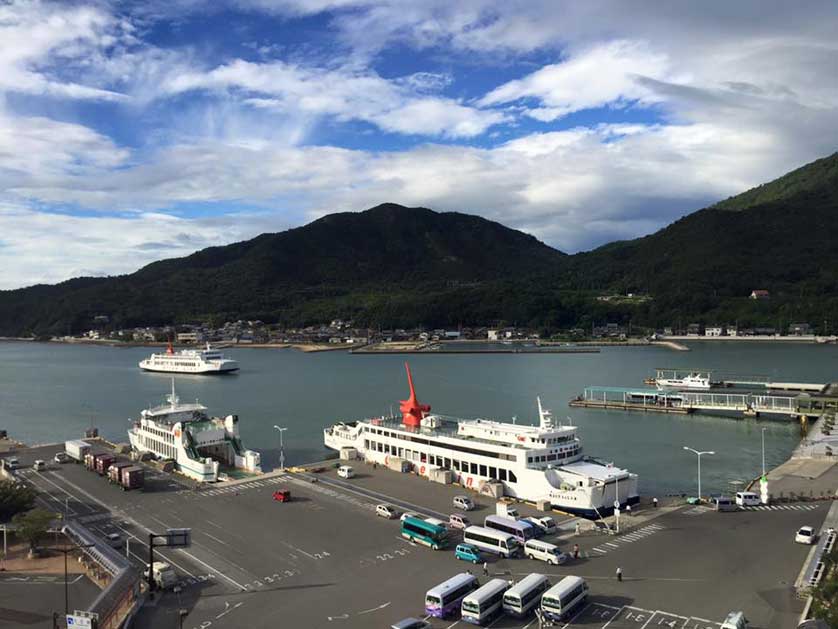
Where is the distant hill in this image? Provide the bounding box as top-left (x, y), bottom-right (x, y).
top-left (1, 152), bottom-right (837, 336)
top-left (0, 204), bottom-right (566, 335)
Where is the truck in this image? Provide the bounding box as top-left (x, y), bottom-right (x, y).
top-left (94, 454), bottom-right (115, 476)
top-left (108, 461), bottom-right (132, 484)
top-left (120, 466), bottom-right (145, 491)
top-left (84, 452), bottom-right (96, 471)
top-left (143, 561), bottom-right (177, 590)
top-left (65, 440), bottom-right (90, 463)
top-left (496, 501), bottom-right (520, 519)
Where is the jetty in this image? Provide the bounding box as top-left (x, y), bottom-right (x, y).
top-left (571, 381), bottom-right (838, 419)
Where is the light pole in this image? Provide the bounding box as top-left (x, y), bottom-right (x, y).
top-left (273, 425), bottom-right (288, 471)
top-left (48, 542), bottom-right (94, 619)
top-left (683, 446), bottom-right (714, 502)
top-left (761, 427), bottom-right (767, 477)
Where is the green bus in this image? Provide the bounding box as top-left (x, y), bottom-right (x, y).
top-left (401, 516), bottom-right (449, 550)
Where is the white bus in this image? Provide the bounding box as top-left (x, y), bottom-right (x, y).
top-left (463, 526), bottom-right (521, 558)
top-left (425, 573), bottom-right (479, 618)
top-left (503, 573), bottom-right (550, 618)
top-left (540, 576), bottom-right (588, 622)
top-left (484, 515), bottom-right (538, 543)
top-left (461, 578), bottom-right (510, 625)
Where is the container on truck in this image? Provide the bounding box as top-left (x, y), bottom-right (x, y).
top-left (65, 440), bottom-right (90, 463)
top-left (120, 466), bottom-right (145, 491)
top-left (108, 461), bottom-right (132, 483)
top-left (84, 452), bottom-right (96, 471)
top-left (94, 454), bottom-right (115, 476)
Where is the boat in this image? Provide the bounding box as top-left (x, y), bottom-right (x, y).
top-left (128, 380), bottom-right (261, 482)
top-left (139, 342), bottom-right (239, 374)
top-left (655, 373), bottom-right (711, 390)
top-left (324, 364), bottom-right (638, 518)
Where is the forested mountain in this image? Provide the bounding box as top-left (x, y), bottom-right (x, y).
top-left (1, 153), bottom-right (837, 336)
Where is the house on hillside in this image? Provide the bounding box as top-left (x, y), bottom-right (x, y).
top-left (788, 323), bottom-right (811, 336)
top-left (705, 326), bottom-right (724, 337)
top-left (686, 323), bottom-right (702, 337)
top-left (750, 290), bottom-right (770, 300)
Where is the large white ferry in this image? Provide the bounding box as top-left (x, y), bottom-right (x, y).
top-left (128, 381), bottom-right (261, 482)
top-left (139, 342), bottom-right (239, 374)
top-left (656, 373), bottom-right (711, 390)
top-left (324, 365), bottom-right (638, 518)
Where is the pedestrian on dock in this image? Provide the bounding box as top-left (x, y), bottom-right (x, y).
top-left (483, 561), bottom-right (488, 576)
top-left (572, 544), bottom-right (579, 560)
top-left (616, 566), bottom-right (623, 582)
top-left (653, 497), bottom-right (658, 508)
top-left (574, 522), bottom-right (581, 536)
top-left (626, 504), bottom-right (631, 516)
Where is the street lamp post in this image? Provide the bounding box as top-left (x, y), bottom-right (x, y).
top-left (761, 427), bottom-right (767, 477)
top-left (48, 542), bottom-right (94, 619)
top-left (273, 425), bottom-right (288, 471)
top-left (683, 446), bottom-right (715, 502)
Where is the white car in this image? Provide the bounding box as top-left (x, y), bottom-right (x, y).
top-left (400, 512), bottom-right (421, 522)
top-left (337, 465), bottom-right (355, 479)
top-left (376, 504), bottom-right (399, 519)
top-left (453, 495), bottom-right (475, 511)
top-left (32, 460), bottom-right (47, 472)
top-left (448, 514), bottom-right (471, 530)
top-left (795, 526), bottom-right (817, 545)
top-left (53, 452), bottom-right (71, 464)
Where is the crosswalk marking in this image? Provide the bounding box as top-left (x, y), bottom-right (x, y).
top-left (740, 503), bottom-right (819, 512)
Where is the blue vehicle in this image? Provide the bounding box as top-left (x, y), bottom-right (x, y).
top-left (455, 543), bottom-right (482, 564)
top-left (401, 516), bottom-right (449, 550)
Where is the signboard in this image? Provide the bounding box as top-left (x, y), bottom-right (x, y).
top-left (66, 615), bottom-right (92, 628)
top-left (613, 500), bottom-right (620, 510)
top-left (165, 528), bottom-right (191, 548)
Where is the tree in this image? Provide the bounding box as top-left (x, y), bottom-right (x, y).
top-left (811, 547), bottom-right (838, 628)
top-left (12, 508), bottom-right (55, 554)
top-left (0, 480), bottom-right (36, 521)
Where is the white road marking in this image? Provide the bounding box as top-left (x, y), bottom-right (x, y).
top-left (215, 601), bottom-right (243, 619)
top-left (203, 532), bottom-right (229, 546)
top-left (601, 605), bottom-right (628, 629)
top-left (357, 602), bottom-right (391, 615)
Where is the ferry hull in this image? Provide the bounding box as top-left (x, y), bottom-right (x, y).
top-left (139, 362), bottom-right (239, 374)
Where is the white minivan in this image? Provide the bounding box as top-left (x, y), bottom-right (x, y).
top-left (735, 492), bottom-right (760, 507)
top-left (524, 539), bottom-right (567, 565)
top-left (453, 495), bottom-right (475, 511)
top-left (337, 465), bottom-right (355, 479)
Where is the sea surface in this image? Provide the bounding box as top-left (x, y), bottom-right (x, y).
top-left (1, 340), bottom-right (836, 497)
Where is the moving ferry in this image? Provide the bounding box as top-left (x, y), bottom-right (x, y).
top-left (324, 364), bottom-right (639, 517)
top-left (139, 342), bottom-right (239, 374)
top-left (128, 381), bottom-right (261, 482)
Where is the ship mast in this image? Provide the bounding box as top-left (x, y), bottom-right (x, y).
top-left (537, 396), bottom-right (555, 430)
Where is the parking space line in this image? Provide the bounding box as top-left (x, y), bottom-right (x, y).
top-left (561, 602), bottom-right (596, 628)
top-left (601, 605), bottom-right (628, 629)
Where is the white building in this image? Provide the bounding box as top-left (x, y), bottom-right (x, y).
top-left (705, 326), bottom-right (724, 337)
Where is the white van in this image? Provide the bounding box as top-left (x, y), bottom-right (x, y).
top-left (337, 465), bottom-right (355, 479)
top-left (721, 611), bottom-right (749, 629)
top-left (735, 492), bottom-right (760, 507)
top-left (524, 539), bottom-right (567, 565)
top-left (424, 517), bottom-right (446, 528)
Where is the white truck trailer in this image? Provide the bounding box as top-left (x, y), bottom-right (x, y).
top-left (65, 440), bottom-right (90, 463)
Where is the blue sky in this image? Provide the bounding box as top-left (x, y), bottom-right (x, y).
top-left (0, 0), bottom-right (837, 288)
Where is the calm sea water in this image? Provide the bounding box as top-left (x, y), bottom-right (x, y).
top-left (1, 340), bottom-right (835, 496)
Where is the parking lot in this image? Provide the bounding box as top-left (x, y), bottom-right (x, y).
top-left (6, 445), bottom-right (829, 629)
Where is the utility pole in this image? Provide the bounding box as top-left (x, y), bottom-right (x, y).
top-left (683, 446), bottom-right (715, 502)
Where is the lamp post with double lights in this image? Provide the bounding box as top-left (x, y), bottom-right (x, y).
top-left (273, 425), bottom-right (288, 471)
top-left (683, 446), bottom-right (714, 503)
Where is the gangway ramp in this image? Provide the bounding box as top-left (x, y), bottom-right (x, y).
top-left (679, 391), bottom-right (798, 414)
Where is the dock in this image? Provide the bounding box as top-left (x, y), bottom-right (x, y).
top-left (571, 383), bottom-right (838, 419)
top-left (652, 367), bottom-right (826, 392)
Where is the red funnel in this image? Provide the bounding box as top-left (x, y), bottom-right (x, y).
top-left (400, 363), bottom-right (430, 427)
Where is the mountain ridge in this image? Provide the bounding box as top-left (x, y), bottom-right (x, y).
top-left (1, 152), bottom-right (837, 335)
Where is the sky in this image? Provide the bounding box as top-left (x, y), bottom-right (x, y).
top-left (1, 0), bottom-right (837, 289)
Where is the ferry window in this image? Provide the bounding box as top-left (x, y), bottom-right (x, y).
top-left (498, 469), bottom-right (507, 482)
top-left (452, 460), bottom-right (459, 471)
top-left (509, 472), bottom-right (517, 483)
top-left (548, 454), bottom-right (556, 461)
top-left (398, 448), bottom-right (403, 457)
top-left (444, 458), bottom-right (450, 469)
top-left (364, 440), bottom-right (369, 449)
top-left (479, 464), bottom-right (487, 477)
top-left (527, 457), bottom-right (533, 463)
top-left (470, 462), bottom-right (478, 474)
top-left (489, 467), bottom-right (497, 479)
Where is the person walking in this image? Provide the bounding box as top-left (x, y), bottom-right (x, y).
top-left (574, 521), bottom-right (581, 536)
top-left (626, 504), bottom-right (631, 516)
top-left (616, 566), bottom-right (623, 582)
top-left (653, 497), bottom-right (658, 508)
top-left (572, 544), bottom-right (579, 560)
top-left (483, 561), bottom-right (489, 577)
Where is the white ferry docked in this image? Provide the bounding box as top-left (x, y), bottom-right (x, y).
top-left (324, 365), bottom-right (638, 518)
top-left (139, 342), bottom-right (239, 374)
top-left (656, 373), bottom-right (711, 390)
top-left (128, 381), bottom-right (261, 482)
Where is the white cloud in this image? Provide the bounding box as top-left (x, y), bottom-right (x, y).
top-left (0, 0), bottom-right (127, 101)
top-left (159, 59), bottom-right (505, 138)
top-left (479, 41), bottom-right (670, 120)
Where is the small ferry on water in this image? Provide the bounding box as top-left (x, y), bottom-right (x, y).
top-left (139, 342), bottom-right (239, 374)
top-left (656, 373), bottom-right (711, 390)
top-left (324, 364), bottom-right (638, 517)
top-left (128, 381), bottom-right (261, 482)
